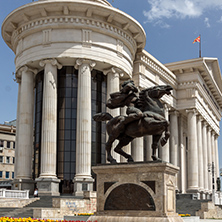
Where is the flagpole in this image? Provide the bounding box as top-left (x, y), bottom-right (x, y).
top-left (199, 34), bottom-right (201, 58)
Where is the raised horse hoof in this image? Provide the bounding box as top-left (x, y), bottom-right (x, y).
top-left (127, 156), bottom-right (134, 163)
top-left (110, 159), bottom-right (117, 164)
top-left (151, 155), bottom-right (161, 161)
top-left (160, 138), bottom-right (167, 146)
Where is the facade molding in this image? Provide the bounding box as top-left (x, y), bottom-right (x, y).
top-left (2, 1), bottom-right (146, 53)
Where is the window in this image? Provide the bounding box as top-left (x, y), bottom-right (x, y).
top-left (13, 142), bottom-right (15, 149)
top-left (12, 172), bottom-right (14, 179)
top-left (0, 171), bottom-right (2, 178)
top-left (13, 157), bottom-right (15, 164)
top-left (0, 156), bottom-right (3, 163)
top-left (6, 157), bottom-right (10, 164)
top-left (7, 141), bottom-right (10, 149)
top-left (0, 140), bottom-right (3, 147)
top-left (5, 171), bottom-right (9, 179)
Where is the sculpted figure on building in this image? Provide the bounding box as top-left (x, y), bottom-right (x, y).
top-left (94, 80), bottom-right (173, 163)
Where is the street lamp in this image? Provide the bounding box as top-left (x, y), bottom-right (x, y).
top-left (208, 162), bottom-right (215, 201)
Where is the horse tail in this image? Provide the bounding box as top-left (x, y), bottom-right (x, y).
top-left (93, 112), bottom-right (113, 122)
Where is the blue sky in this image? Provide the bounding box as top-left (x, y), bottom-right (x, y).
top-left (1, 0), bottom-right (222, 168)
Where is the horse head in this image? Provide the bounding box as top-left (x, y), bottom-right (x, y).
top-left (147, 84), bottom-right (173, 99)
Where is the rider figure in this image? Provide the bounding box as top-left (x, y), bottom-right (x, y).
top-left (106, 80), bottom-right (143, 131)
top-left (107, 80), bottom-right (142, 117)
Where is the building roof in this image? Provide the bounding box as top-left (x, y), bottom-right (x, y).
top-left (165, 57), bottom-right (222, 109)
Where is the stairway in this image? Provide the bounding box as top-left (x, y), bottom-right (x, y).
top-left (176, 194), bottom-right (209, 216)
top-left (0, 196), bottom-right (54, 218)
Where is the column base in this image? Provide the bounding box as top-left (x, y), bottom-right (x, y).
top-left (200, 191), bottom-right (206, 200)
top-left (12, 178), bottom-right (35, 195)
top-left (35, 177), bottom-right (60, 196)
top-left (186, 189), bottom-right (200, 200)
top-left (73, 176), bottom-right (94, 197)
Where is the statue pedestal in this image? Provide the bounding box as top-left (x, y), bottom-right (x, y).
top-left (88, 162), bottom-right (183, 222)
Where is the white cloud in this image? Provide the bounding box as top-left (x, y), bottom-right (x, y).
top-left (218, 16), bottom-right (222, 23)
top-left (144, 0), bottom-right (222, 25)
top-left (204, 17), bottom-right (210, 27)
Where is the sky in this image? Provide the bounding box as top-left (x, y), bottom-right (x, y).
top-left (1, 0), bottom-right (222, 168)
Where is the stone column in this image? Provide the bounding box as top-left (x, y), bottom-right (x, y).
top-left (161, 104), bottom-right (170, 162)
top-left (131, 138), bottom-right (144, 162)
top-left (170, 111), bottom-right (179, 166)
top-left (73, 59), bottom-right (95, 196)
top-left (202, 121), bottom-right (208, 197)
top-left (104, 67), bottom-right (121, 163)
top-left (178, 115), bottom-right (185, 193)
top-left (197, 116), bottom-right (204, 196)
top-left (14, 77), bottom-right (21, 180)
top-left (187, 109), bottom-right (199, 192)
top-left (13, 66), bottom-right (36, 193)
top-left (144, 136), bottom-right (152, 161)
top-left (120, 107), bottom-right (131, 163)
top-left (207, 126), bottom-right (212, 194)
top-left (211, 131), bottom-right (215, 169)
top-left (36, 59), bottom-right (62, 196)
top-left (211, 131), bottom-right (216, 194)
top-left (214, 135), bottom-right (219, 178)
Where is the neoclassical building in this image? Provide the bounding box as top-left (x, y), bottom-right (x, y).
top-left (2, 0), bottom-right (222, 198)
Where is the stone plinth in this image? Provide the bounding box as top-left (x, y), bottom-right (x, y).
top-left (88, 162), bottom-right (183, 222)
top-left (36, 178), bottom-right (60, 196)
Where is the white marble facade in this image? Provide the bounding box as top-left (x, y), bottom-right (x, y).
top-left (2, 0), bottom-right (222, 197)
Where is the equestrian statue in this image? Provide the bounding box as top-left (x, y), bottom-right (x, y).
top-left (93, 80), bottom-right (173, 164)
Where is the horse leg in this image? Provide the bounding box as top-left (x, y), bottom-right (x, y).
top-left (106, 136), bottom-right (117, 164)
top-left (151, 135), bottom-right (162, 161)
top-left (114, 136), bottom-right (134, 162)
top-left (160, 123), bottom-right (170, 146)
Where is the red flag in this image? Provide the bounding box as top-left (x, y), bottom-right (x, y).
top-left (193, 36), bottom-right (200, 43)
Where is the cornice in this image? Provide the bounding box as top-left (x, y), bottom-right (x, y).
top-left (165, 58), bottom-right (222, 109)
top-left (134, 51), bottom-right (177, 87)
top-left (9, 16), bottom-right (137, 54)
top-left (2, 0), bottom-right (146, 52)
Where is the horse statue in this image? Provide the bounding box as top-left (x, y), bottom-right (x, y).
top-left (93, 83), bottom-right (173, 164)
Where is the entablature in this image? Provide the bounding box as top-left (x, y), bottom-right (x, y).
top-left (165, 58), bottom-right (222, 111)
top-left (2, 0), bottom-right (146, 53)
top-left (134, 50), bottom-right (177, 88)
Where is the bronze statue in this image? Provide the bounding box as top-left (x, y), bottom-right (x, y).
top-left (93, 81), bottom-right (173, 163)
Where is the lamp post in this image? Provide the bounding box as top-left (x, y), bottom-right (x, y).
top-left (208, 162), bottom-right (215, 202)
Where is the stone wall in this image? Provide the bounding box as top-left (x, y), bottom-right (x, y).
top-left (196, 202), bottom-right (222, 219)
top-left (0, 198), bottom-right (39, 208)
top-left (33, 196), bottom-right (97, 219)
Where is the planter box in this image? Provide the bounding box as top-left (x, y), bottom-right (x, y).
top-left (64, 216), bottom-right (90, 221)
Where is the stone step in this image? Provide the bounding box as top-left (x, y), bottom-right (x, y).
top-left (0, 208), bottom-right (18, 217)
top-left (25, 196), bottom-right (53, 208)
top-left (176, 194), bottom-right (209, 216)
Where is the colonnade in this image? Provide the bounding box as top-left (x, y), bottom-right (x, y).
top-left (14, 58), bottom-right (131, 196)
top-left (162, 107), bottom-right (219, 198)
top-left (14, 58), bottom-right (220, 197)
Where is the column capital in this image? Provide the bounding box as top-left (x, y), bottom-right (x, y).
top-left (207, 125), bottom-right (212, 132)
top-left (197, 115), bottom-right (204, 122)
top-left (186, 108), bottom-right (197, 115)
top-left (214, 134), bottom-right (219, 139)
top-left (75, 59), bottom-right (96, 70)
top-left (39, 58), bottom-right (62, 69)
top-left (169, 110), bottom-right (179, 116)
top-left (16, 65), bottom-right (38, 82)
top-left (103, 67), bottom-right (124, 77)
top-left (202, 120), bottom-right (208, 127)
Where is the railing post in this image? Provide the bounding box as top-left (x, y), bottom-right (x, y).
top-left (2, 189), bottom-right (6, 198)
